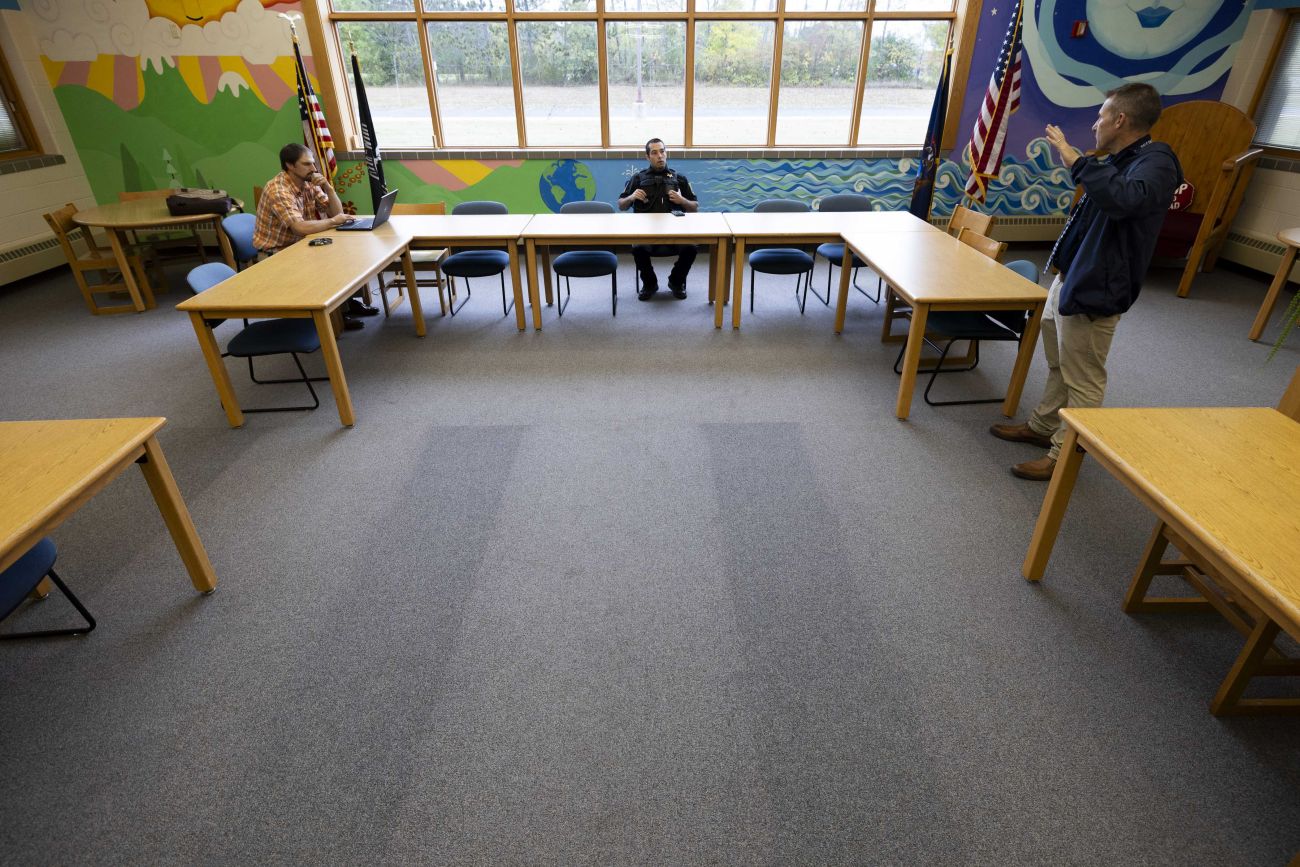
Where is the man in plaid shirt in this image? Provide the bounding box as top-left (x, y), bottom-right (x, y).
top-left (254, 143), bottom-right (377, 329)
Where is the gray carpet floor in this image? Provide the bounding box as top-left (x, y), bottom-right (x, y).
top-left (1, 248), bottom-right (1298, 865)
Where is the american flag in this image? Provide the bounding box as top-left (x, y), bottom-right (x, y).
top-left (963, 0), bottom-right (1025, 203)
top-left (292, 37), bottom-right (337, 184)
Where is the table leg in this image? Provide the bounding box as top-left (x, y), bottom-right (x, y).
top-left (399, 249), bottom-right (427, 338)
top-left (1021, 427), bottom-right (1085, 581)
top-left (833, 246), bottom-right (853, 333)
top-left (137, 435), bottom-right (218, 594)
top-left (1248, 245), bottom-right (1297, 341)
top-left (107, 228), bottom-right (150, 312)
top-left (519, 241), bottom-right (537, 331)
top-left (542, 248), bottom-right (554, 307)
top-left (728, 237), bottom-right (745, 330)
top-left (188, 312), bottom-right (244, 428)
top-left (895, 302), bottom-right (929, 419)
top-left (712, 238), bottom-right (725, 310)
top-left (1002, 301), bottom-right (1044, 419)
top-left (313, 309), bottom-right (355, 426)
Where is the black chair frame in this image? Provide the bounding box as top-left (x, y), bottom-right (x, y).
top-left (207, 316), bottom-right (327, 413)
top-left (556, 271), bottom-right (618, 318)
top-left (446, 271), bottom-right (510, 318)
top-left (750, 266), bottom-right (814, 314)
top-left (0, 567), bottom-right (96, 640)
top-left (892, 313), bottom-right (1026, 407)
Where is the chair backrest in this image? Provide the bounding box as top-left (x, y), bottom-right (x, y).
top-left (560, 201), bottom-right (615, 214)
top-left (43, 203), bottom-right (99, 261)
top-left (452, 200), bottom-right (508, 216)
top-left (187, 262), bottom-right (236, 294)
top-left (1004, 259), bottom-right (1039, 283)
top-left (221, 213), bottom-right (258, 264)
top-left (118, 189), bottom-right (174, 202)
top-left (1150, 101), bottom-right (1256, 219)
top-left (253, 185), bottom-right (264, 209)
top-left (947, 204), bottom-right (995, 238)
top-left (392, 202), bottom-right (447, 216)
top-left (957, 226), bottom-right (1006, 261)
top-left (755, 199), bottom-right (810, 214)
top-left (817, 193), bottom-right (872, 213)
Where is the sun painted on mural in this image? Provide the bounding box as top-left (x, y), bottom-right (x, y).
top-left (34, 0), bottom-right (304, 109)
top-left (143, 0), bottom-right (277, 27)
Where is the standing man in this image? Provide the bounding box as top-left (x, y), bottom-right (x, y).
top-left (618, 138), bottom-right (699, 301)
top-left (990, 83), bottom-right (1182, 480)
top-left (253, 142), bottom-right (376, 330)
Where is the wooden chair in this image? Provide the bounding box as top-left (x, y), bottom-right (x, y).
top-left (956, 226), bottom-right (1006, 261)
top-left (44, 203), bottom-right (157, 315)
top-left (375, 202), bottom-right (449, 317)
top-left (946, 204), bottom-right (996, 239)
top-left (118, 189), bottom-right (207, 265)
top-left (1148, 100), bottom-right (1263, 298)
top-left (252, 185), bottom-right (264, 210)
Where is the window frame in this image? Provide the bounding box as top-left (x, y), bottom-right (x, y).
top-left (1248, 8), bottom-right (1300, 157)
top-left (0, 46), bottom-right (43, 162)
top-left (304, 0), bottom-right (976, 151)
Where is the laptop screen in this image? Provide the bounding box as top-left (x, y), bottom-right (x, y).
top-left (371, 189), bottom-right (398, 227)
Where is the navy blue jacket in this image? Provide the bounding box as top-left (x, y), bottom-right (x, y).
top-left (1048, 136), bottom-right (1183, 317)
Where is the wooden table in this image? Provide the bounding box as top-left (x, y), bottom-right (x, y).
top-left (1022, 406), bottom-right (1300, 715)
top-left (520, 212), bottom-right (733, 330)
top-left (72, 199), bottom-right (220, 313)
top-left (1248, 227), bottom-right (1299, 341)
top-left (388, 214), bottom-right (535, 332)
top-left (837, 229), bottom-right (1048, 420)
top-left (0, 418), bottom-right (217, 596)
top-left (175, 224), bottom-right (421, 428)
top-left (721, 210), bottom-right (939, 330)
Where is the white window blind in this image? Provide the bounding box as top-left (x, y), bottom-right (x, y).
top-left (1255, 17), bottom-right (1300, 150)
top-left (0, 96), bottom-right (26, 153)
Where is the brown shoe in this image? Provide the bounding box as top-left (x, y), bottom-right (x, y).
top-left (1011, 456), bottom-right (1057, 481)
top-left (990, 421), bottom-right (1053, 449)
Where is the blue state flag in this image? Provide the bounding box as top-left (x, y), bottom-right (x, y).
top-left (909, 45), bottom-right (953, 221)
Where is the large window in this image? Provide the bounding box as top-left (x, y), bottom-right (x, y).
top-left (325, 0), bottom-right (958, 148)
top-left (1254, 13), bottom-right (1300, 152)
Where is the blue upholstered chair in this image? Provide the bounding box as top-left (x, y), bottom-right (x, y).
top-left (814, 193), bottom-right (876, 305)
top-left (441, 201), bottom-right (512, 317)
top-left (186, 262), bottom-right (325, 413)
top-left (0, 538), bottom-right (95, 639)
top-left (747, 199), bottom-right (816, 314)
top-left (552, 201), bottom-right (620, 317)
top-left (892, 259), bottom-right (1040, 407)
top-left (221, 213), bottom-right (259, 270)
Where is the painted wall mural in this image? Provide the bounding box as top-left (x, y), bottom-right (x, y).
top-left (31, 0), bottom-right (306, 204)
top-left (946, 0), bottom-right (1251, 216)
top-left (24, 0), bottom-right (1251, 217)
top-left (333, 149), bottom-right (1072, 220)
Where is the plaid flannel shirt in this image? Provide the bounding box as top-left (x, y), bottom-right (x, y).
top-left (253, 170), bottom-right (326, 253)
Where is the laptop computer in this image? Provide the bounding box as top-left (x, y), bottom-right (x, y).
top-left (337, 189), bottom-right (398, 231)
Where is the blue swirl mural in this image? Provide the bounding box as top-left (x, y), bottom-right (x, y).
top-left (577, 139), bottom-right (1075, 220)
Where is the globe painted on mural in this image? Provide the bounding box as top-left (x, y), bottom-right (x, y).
top-left (539, 160), bottom-right (596, 211)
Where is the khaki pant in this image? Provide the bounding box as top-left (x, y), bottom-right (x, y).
top-left (1027, 275), bottom-right (1121, 459)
